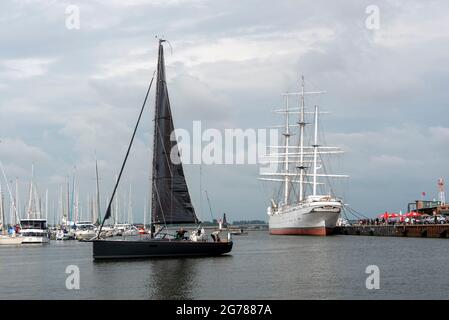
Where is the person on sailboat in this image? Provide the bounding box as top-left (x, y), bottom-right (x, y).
top-left (176, 227), bottom-right (187, 240)
top-left (211, 230), bottom-right (221, 242)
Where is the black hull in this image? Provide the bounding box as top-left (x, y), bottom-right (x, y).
top-left (93, 239), bottom-right (233, 260)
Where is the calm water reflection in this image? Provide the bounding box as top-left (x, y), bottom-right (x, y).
top-left (1, 232), bottom-right (449, 299)
top-left (147, 258), bottom-right (197, 300)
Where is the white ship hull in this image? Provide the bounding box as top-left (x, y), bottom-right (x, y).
top-left (268, 198), bottom-right (342, 236)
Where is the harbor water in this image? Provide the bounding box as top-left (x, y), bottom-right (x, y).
top-left (1, 231), bottom-right (448, 299)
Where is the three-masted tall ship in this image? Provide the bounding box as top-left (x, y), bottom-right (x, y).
top-left (260, 77), bottom-right (348, 236)
top-left (92, 39), bottom-right (233, 259)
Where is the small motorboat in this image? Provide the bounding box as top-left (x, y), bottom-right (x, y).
top-left (229, 228), bottom-right (248, 236)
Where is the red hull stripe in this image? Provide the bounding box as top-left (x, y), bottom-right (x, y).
top-left (270, 227), bottom-right (334, 236)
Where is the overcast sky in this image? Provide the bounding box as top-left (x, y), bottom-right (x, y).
top-left (0, 0), bottom-right (448, 224)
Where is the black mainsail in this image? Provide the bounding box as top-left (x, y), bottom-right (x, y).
top-left (151, 40), bottom-right (198, 225)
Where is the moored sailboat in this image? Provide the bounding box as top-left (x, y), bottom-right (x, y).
top-left (92, 39), bottom-right (233, 259)
top-left (0, 182), bottom-right (23, 245)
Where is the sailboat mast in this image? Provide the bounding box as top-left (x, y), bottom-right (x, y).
top-left (27, 164), bottom-right (34, 219)
top-left (87, 193), bottom-right (90, 223)
top-left (312, 105), bottom-right (319, 196)
top-left (71, 168), bottom-right (77, 222)
top-left (75, 189), bottom-right (79, 222)
top-left (283, 95), bottom-right (290, 204)
top-left (52, 200), bottom-right (55, 226)
top-left (95, 158), bottom-right (101, 224)
top-left (150, 42), bottom-right (162, 230)
top-left (0, 162), bottom-right (20, 224)
top-left (15, 178), bottom-right (19, 225)
top-left (122, 192), bottom-right (125, 224)
top-left (298, 76), bottom-right (306, 202)
top-left (143, 198), bottom-right (147, 228)
top-left (0, 183), bottom-right (5, 234)
top-left (45, 189), bottom-right (48, 221)
top-left (128, 184), bottom-right (132, 225)
top-left (66, 176), bottom-right (70, 225)
top-left (59, 185), bottom-right (63, 225)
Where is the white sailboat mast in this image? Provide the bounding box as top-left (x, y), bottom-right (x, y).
top-left (59, 185), bottom-right (63, 225)
top-left (122, 192), bottom-right (126, 224)
top-left (0, 183), bottom-right (4, 232)
top-left (73, 171), bottom-right (78, 222)
top-left (34, 185), bottom-right (41, 219)
top-left (283, 95), bottom-right (290, 204)
top-left (52, 200), bottom-right (55, 225)
top-left (15, 178), bottom-right (20, 224)
top-left (45, 189), bottom-right (48, 221)
top-left (66, 176), bottom-right (70, 224)
top-left (0, 162), bottom-right (20, 224)
top-left (87, 193), bottom-right (91, 223)
top-left (312, 105), bottom-right (319, 196)
top-left (75, 189), bottom-right (79, 222)
top-left (95, 157), bottom-right (101, 224)
top-left (143, 198), bottom-right (147, 228)
top-left (128, 184), bottom-right (132, 225)
top-left (28, 164), bottom-right (34, 219)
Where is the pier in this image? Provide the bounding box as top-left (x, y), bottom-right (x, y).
top-left (336, 224), bottom-right (449, 239)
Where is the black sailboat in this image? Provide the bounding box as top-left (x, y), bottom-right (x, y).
top-left (92, 39), bottom-right (233, 259)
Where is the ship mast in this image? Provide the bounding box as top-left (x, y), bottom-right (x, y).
top-left (283, 94), bottom-right (290, 204)
top-left (259, 76), bottom-right (349, 203)
top-left (298, 76), bottom-right (306, 201)
top-left (312, 105), bottom-right (319, 196)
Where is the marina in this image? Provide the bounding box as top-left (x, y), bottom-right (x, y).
top-left (0, 0), bottom-right (448, 303)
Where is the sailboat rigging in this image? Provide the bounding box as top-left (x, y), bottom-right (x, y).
top-left (92, 39), bottom-right (233, 259)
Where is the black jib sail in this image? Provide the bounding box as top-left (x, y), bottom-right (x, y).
top-left (151, 40), bottom-right (199, 225)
